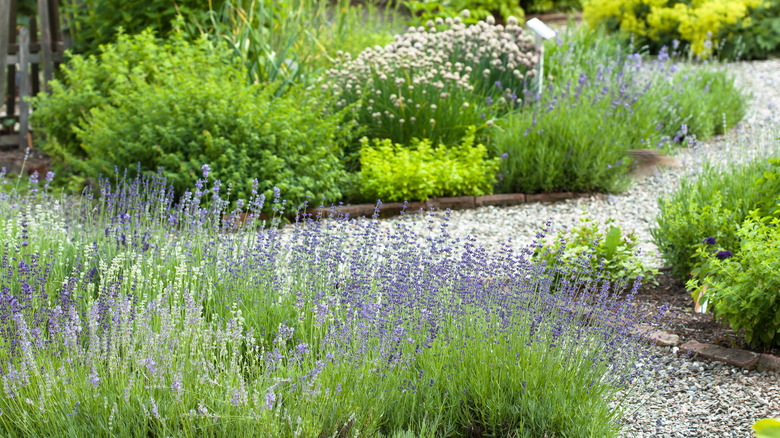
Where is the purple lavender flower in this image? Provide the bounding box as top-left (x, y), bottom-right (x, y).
top-left (716, 250), bottom-right (733, 260)
top-left (264, 389), bottom-right (276, 409)
top-left (201, 164), bottom-right (210, 178)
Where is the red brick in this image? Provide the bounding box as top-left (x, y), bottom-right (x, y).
top-left (633, 325), bottom-right (681, 347)
top-left (376, 201), bottom-right (428, 218)
top-left (312, 204), bottom-right (375, 218)
top-left (574, 192), bottom-right (608, 200)
top-left (475, 194), bottom-right (526, 207)
top-left (429, 196), bottom-right (476, 211)
top-left (681, 340), bottom-right (760, 369)
top-left (525, 192), bottom-right (575, 203)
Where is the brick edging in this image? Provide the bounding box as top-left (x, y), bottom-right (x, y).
top-left (634, 325), bottom-right (780, 372)
top-left (312, 192), bottom-right (607, 219)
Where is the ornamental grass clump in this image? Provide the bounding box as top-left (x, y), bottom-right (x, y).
top-left (323, 13), bottom-right (539, 147)
top-left (0, 167), bottom-right (664, 437)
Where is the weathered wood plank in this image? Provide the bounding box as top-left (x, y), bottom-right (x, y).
top-left (30, 16), bottom-right (40, 97)
top-left (0, 0), bottom-right (10, 114)
top-left (18, 26), bottom-right (29, 150)
top-left (37, 0), bottom-right (53, 90)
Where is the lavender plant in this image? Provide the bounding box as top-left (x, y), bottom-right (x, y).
top-left (322, 13), bottom-right (538, 147)
top-left (0, 168), bottom-right (663, 437)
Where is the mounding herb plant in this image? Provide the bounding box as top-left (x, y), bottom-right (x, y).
top-left (535, 215), bottom-right (658, 286)
top-left (653, 146), bottom-right (778, 280)
top-left (32, 31), bottom-right (352, 208)
top-left (323, 13), bottom-right (538, 148)
top-left (687, 212), bottom-right (780, 348)
top-left (0, 167), bottom-right (664, 437)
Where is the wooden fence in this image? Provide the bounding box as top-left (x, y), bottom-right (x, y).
top-left (0, 0), bottom-right (66, 150)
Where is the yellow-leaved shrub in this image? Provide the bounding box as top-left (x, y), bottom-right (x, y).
top-left (583, 0), bottom-right (764, 56)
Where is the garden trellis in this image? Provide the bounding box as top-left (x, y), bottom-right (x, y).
top-left (0, 0), bottom-right (66, 150)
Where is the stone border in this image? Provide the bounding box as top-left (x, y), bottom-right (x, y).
top-left (634, 324), bottom-right (780, 372)
top-left (311, 192), bottom-right (606, 219)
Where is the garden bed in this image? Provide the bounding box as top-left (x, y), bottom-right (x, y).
top-left (634, 272), bottom-right (780, 358)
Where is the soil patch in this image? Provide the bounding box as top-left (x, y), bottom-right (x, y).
top-left (633, 272), bottom-right (780, 357)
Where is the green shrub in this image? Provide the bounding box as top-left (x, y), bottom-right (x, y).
top-left (754, 157), bottom-right (780, 218)
top-left (489, 65), bottom-right (659, 195)
top-left (652, 159), bottom-right (771, 280)
top-left (358, 129), bottom-right (500, 202)
top-left (536, 216), bottom-right (658, 286)
top-left (33, 31), bottom-right (352, 207)
top-left (60, 0), bottom-right (210, 55)
top-left (717, 0), bottom-right (780, 60)
top-left (687, 212), bottom-right (780, 348)
top-left (32, 30), bottom-right (220, 164)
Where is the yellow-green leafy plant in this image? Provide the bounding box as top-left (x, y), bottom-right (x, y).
top-left (357, 128), bottom-right (500, 202)
top-left (754, 418), bottom-right (780, 438)
top-left (583, 0), bottom-right (763, 56)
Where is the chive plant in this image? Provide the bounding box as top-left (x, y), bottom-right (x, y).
top-left (0, 167), bottom-right (665, 437)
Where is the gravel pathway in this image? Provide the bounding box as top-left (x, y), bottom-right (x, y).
top-left (368, 58), bottom-right (780, 437)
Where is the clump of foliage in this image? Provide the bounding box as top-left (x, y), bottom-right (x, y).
top-left (536, 216), bottom-right (658, 286)
top-left (754, 418), bottom-right (780, 438)
top-left (687, 213), bottom-right (780, 348)
top-left (32, 31), bottom-right (352, 207)
top-left (180, 0), bottom-right (403, 93)
top-left (403, 1), bottom-right (524, 27)
top-left (60, 0), bottom-right (210, 55)
top-left (323, 13), bottom-right (538, 147)
top-left (582, 0), bottom-right (764, 57)
top-left (491, 29), bottom-right (747, 196)
top-left (0, 169), bottom-right (662, 437)
top-left (357, 128), bottom-right (500, 202)
top-left (716, 0), bottom-right (780, 60)
top-left (652, 148), bottom-right (778, 280)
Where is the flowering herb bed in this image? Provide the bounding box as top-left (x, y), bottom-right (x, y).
top-left (0, 168), bottom-right (665, 437)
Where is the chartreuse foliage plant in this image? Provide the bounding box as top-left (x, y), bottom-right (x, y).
top-left (687, 212), bottom-right (780, 348)
top-left (357, 128), bottom-right (500, 202)
top-left (755, 418), bottom-right (780, 438)
top-left (31, 31), bottom-right (351, 208)
top-left (582, 0), bottom-right (771, 58)
top-left (403, 0), bottom-right (524, 27)
top-left (536, 216), bottom-right (658, 286)
top-left (0, 168), bottom-right (662, 437)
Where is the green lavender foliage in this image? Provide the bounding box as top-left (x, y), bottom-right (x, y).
top-left (0, 171), bottom-right (657, 437)
top-left (358, 129), bottom-right (500, 202)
